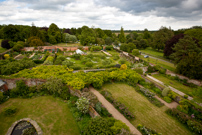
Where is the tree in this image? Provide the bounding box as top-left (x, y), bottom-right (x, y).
top-left (139, 39), bottom-right (148, 49)
top-left (3, 24), bottom-right (20, 41)
top-left (152, 27), bottom-right (174, 51)
top-left (1, 40), bottom-right (11, 49)
top-left (132, 49), bottom-right (140, 56)
top-left (79, 26), bottom-right (96, 46)
top-left (172, 35), bottom-right (202, 79)
top-left (28, 36), bottom-right (44, 47)
top-left (105, 37), bottom-right (113, 45)
top-left (12, 41), bottom-right (25, 51)
top-left (119, 27), bottom-right (126, 43)
top-left (185, 28), bottom-right (202, 45)
top-left (143, 29), bottom-right (152, 39)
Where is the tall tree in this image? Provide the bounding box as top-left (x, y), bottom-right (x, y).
top-left (119, 27), bottom-right (126, 43)
top-left (3, 24), bottom-right (20, 41)
top-left (152, 26), bottom-right (174, 51)
top-left (172, 35), bottom-right (202, 79)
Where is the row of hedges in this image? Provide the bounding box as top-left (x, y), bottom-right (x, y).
top-left (11, 66), bottom-right (143, 90)
top-left (101, 90), bottom-right (135, 120)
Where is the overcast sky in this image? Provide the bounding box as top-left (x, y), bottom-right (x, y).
top-left (0, 0), bottom-right (202, 30)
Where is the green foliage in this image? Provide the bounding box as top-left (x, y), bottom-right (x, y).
top-left (90, 45), bottom-right (102, 52)
top-left (133, 68), bottom-right (143, 75)
top-left (3, 106), bottom-right (17, 116)
top-left (137, 124), bottom-right (161, 135)
top-left (12, 41), bottom-right (25, 52)
top-left (184, 95), bottom-right (188, 99)
top-left (119, 27), bottom-right (126, 43)
top-left (85, 62), bottom-right (93, 67)
top-left (172, 35), bottom-right (202, 79)
top-left (111, 120), bottom-right (130, 134)
top-left (152, 27), bottom-right (174, 51)
top-left (119, 59), bottom-right (127, 64)
top-left (68, 78), bottom-right (85, 90)
top-left (162, 87), bottom-right (171, 97)
top-left (27, 36), bottom-right (44, 47)
top-left (83, 117), bottom-right (129, 135)
top-left (120, 64), bottom-right (127, 70)
top-left (76, 97), bottom-right (89, 114)
top-left (105, 45), bottom-right (113, 50)
top-left (44, 56), bottom-right (54, 65)
top-left (120, 43), bottom-right (136, 53)
top-left (163, 96), bottom-right (172, 103)
top-left (1, 58), bottom-right (36, 75)
top-left (62, 60), bottom-right (74, 67)
top-left (102, 59), bottom-right (112, 66)
top-left (132, 49), bottom-right (140, 56)
top-left (45, 77), bottom-right (63, 95)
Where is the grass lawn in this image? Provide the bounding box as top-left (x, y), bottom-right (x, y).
top-left (101, 83), bottom-right (192, 135)
top-left (54, 43), bottom-right (82, 47)
top-left (140, 47), bottom-right (164, 59)
top-left (140, 55), bottom-right (176, 71)
top-left (152, 74), bottom-right (202, 103)
top-left (0, 96), bottom-right (80, 135)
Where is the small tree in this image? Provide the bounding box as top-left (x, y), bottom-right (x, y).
top-left (76, 97), bottom-right (89, 114)
top-left (162, 87), bottom-right (171, 97)
top-left (132, 49), bottom-right (140, 56)
top-left (45, 77), bottom-right (63, 95)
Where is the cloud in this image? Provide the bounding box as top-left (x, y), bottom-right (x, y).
top-left (0, 0), bottom-right (201, 30)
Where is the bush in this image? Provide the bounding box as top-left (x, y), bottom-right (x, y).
top-left (162, 87), bottom-right (171, 97)
top-left (120, 64), bottom-right (127, 70)
top-left (62, 60), bottom-right (74, 67)
top-left (163, 96), bottom-right (172, 103)
top-left (3, 106), bottom-right (17, 116)
top-left (112, 55), bottom-right (120, 60)
top-left (119, 59), bottom-right (127, 64)
top-left (4, 54), bottom-right (10, 59)
top-left (76, 97), bottom-right (90, 114)
top-left (133, 68), bottom-right (143, 75)
top-left (132, 49), bottom-right (140, 56)
top-left (70, 65), bottom-right (81, 70)
top-left (137, 124), bottom-right (161, 135)
top-left (33, 59), bottom-right (44, 64)
top-left (105, 45), bottom-right (113, 50)
top-left (85, 62), bottom-right (93, 67)
top-left (102, 59), bottom-right (112, 66)
top-left (184, 95), bottom-right (188, 99)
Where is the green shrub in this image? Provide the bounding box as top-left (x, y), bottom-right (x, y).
top-left (70, 65), bottom-right (81, 70)
top-left (163, 96), bottom-right (172, 103)
top-left (132, 49), bottom-right (140, 56)
top-left (85, 62), bottom-right (93, 67)
top-left (111, 120), bottom-right (130, 134)
top-left (184, 95), bottom-right (188, 99)
top-left (62, 60), bottom-right (74, 67)
top-left (112, 55), bottom-right (120, 60)
top-left (3, 106), bottom-right (17, 116)
top-left (162, 87), bottom-right (171, 97)
top-left (133, 68), bottom-right (143, 75)
top-left (102, 59), bottom-right (112, 66)
top-left (119, 59), bottom-right (127, 64)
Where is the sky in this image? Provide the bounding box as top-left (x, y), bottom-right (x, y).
top-left (0, 0), bottom-right (202, 30)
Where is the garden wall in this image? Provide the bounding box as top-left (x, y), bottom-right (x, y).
top-left (1, 78), bottom-right (46, 89)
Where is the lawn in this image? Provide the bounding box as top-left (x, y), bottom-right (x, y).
top-left (140, 47), bottom-right (164, 59)
top-left (152, 74), bottom-right (202, 103)
top-left (0, 96), bottom-right (80, 135)
top-left (101, 83), bottom-right (192, 135)
top-left (140, 55), bottom-right (176, 71)
top-left (54, 42), bottom-right (82, 47)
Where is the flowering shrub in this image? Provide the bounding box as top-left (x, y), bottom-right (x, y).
top-left (76, 97), bottom-right (90, 114)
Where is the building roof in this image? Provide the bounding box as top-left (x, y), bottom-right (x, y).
top-left (76, 49), bottom-right (84, 54)
top-left (0, 80), bottom-right (5, 87)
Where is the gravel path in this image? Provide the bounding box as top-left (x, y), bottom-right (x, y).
top-left (90, 86), bottom-right (141, 135)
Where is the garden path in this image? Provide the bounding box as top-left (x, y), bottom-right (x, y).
top-left (147, 75), bottom-right (194, 100)
top-left (90, 86), bottom-right (141, 135)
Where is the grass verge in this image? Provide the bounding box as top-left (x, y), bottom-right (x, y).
top-left (101, 83), bottom-right (192, 135)
top-left (0, 96), bottom-right (80, 135)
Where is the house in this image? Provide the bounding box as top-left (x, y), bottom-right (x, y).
top-left (76, 49), bottom-right (85, 55)
top-left (0, 80), bottom-right (8, 92)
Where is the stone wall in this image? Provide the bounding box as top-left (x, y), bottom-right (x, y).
top-left (1, 78), bottom-right (46, 89)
